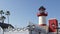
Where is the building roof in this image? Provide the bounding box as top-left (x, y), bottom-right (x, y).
top-left (0, 22), bottom-right (14, 29)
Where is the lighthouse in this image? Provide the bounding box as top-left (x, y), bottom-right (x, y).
top-left (37, 6), bottom-right (48, 32)
top-left (37, 6), bottom-right (48, 26)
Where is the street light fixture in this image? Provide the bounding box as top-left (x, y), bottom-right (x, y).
top-left (0, 10), bottom-right (4, 17)
top-left (5, 11), bottom-right (10, 24)
top-left (0, 10), bottom-right (10, 34)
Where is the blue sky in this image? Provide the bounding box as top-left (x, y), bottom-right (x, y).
top-left (0, 0), bottom-right (60, 27)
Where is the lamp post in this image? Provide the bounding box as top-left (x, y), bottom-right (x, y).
top-left (0, 10), bottom-right (6, 34)
top-left (0, 10), bottom-right (10, 34)
top-left (52, 23), bottom-right (58, 34)
top-left (5, 11), bottom-right (10, 24)
top-left (0, 10), bottom-right (4, 17)
top-left (1, 16), bottom-right (6, 23)
top-left (0, 10), bottom-right (4, 22)
top-left (1, 16), bottom-right (6, 34)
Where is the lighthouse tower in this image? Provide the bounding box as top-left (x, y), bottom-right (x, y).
top-left (37, 6), bottom-right (48, 32)
top-left (37, 6), bottom-right (48, 26)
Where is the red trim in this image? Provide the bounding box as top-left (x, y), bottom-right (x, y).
top-left (39, 24), bottom-right (46, 26)
top-left (37, 12), bottom-right (48, 17)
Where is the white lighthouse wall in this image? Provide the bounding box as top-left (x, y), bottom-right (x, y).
top-left (39, 16), bottom-right (46, 25)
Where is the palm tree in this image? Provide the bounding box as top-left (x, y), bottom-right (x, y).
top-left (0, 10), bottom-right (4, 17)
top-left (5, 11), bottom-right (10, 24)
